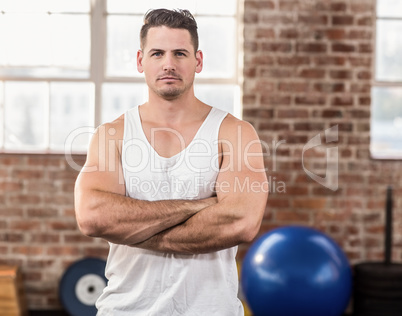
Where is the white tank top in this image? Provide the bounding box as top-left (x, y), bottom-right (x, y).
top-left (96, 105), bottom-right (244, 316)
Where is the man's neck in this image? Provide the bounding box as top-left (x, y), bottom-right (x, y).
top-left (142, 92), bottom-right (207, 125)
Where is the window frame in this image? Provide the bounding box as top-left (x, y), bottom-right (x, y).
top-left (0, 0), bottom-right (244, 154)
top-left (371, 0), bottom-right (402, 160)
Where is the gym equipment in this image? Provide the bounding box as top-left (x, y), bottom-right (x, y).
top-left (354, 186), bottom-right (402, 316)
top-left (0, 265), bottom-right (28, 316)
top-left (241, 226), bottom-right (352, 316)
top-left (59, 257), bottom-right (107, 316)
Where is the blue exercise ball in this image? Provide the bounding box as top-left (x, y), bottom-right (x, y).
top-left (241, 226), bottom-right (352, 316)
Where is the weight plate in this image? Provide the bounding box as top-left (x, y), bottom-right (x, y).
top-left (59, 258), bottom-right (107, 316)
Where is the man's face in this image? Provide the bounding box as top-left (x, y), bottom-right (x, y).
top-left (137, 26), bottom-right (203, 101)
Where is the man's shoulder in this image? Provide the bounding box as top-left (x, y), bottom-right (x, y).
top-left (220, 113), bottom-right (257, 137)
top-left (95, 114), bottom-right (125, 141)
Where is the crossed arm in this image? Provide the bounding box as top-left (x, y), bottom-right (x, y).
top-left (74, 115), bottom-right (268, 254)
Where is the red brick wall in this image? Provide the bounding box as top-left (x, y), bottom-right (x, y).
top-left (1, 0), bottom-right (402, 311)
top-left (0, 155), bottom-right (109, 308)
top-left (241, 0), bottom-right (402, 262)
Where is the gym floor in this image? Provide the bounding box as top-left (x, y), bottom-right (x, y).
top-left (28, 310), bottom-right (353, 316)
top-left (29, 313), bottom-right (354, 316)
top-left (30, 312), bottom-right (355, 316)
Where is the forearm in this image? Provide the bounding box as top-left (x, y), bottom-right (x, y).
top-left (132, 216), bottom-right (237, 255)
top-left (131, 197), bottom-right (264, 255)
top-left (75, 188), bottom-right (216, 245)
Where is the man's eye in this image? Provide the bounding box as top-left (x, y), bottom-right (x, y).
top-left (152, 52), bottom-right (162, 57)
top-left (176, 52), bottom-right (185, 57)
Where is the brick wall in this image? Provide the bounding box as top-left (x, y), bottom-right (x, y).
top-left (241, 0), bottom-right (402, 262)
top-left (0, 155), bottom-right (109, 309)
top-left (1, 0), bottom-right (401, 311)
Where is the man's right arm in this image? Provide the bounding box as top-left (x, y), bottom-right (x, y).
top-left (74, 120), bottom-right (215, 245)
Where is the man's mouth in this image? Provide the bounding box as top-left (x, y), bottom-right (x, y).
top-left (158, 76), bottom-right (181, 81)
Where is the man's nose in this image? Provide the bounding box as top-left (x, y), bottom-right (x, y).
top-left (163, 54), bottom-right (176, 71)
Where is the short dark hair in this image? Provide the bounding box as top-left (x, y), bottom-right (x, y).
top-left (140, 9), bottom-right (199, 53)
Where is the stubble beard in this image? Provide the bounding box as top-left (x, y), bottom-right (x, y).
top-left (153, 79), bottom-right (194, 101)
top-left (157, 85), bottom-right (184, 100)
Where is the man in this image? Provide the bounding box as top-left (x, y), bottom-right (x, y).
top-left (74, 9), bottom-right (268, 315)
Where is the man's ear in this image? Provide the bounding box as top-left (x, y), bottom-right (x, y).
top-left (137, 50), bottom-right (144, 73)
top-left (195, 50), bottom-right (203, 74)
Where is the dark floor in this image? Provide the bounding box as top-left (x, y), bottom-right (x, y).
top-left (29, 311), bottom-right (353, 316)
top-left (30, 311), bottom-right (69, 316)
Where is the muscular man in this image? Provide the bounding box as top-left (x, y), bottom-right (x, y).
top-left (75, 9), bottom-right (268, 315)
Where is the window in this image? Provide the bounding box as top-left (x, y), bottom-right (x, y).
top-left (0, 0), bottom-right (242, 153)
top-left (371, 0), bottom-right (402, 159)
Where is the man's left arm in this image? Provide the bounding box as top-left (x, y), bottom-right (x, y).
top-left (132, 117), bottom-right (268, 254)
